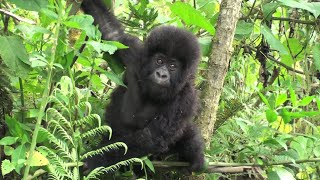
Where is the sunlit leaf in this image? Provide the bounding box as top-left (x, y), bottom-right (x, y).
top-left (277, 0), bottom-right (320, 18)
top-left (298, 96), bottom-right (314, 107)
top-left (0, 137), bottom-right (18, 146)
top-left (1, 159), bottom-right (15, 176)
top-left (170, 2), bottom-right (215, 35)
top-left (267, 168), bottom-right (295, 180)
top-left (27, 151), bottom-right (49, 167)
top-left (266, 109), bottom-right (277, 123)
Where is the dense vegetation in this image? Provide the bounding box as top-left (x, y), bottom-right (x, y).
top-left (0, 0), bottom-right (320, 179)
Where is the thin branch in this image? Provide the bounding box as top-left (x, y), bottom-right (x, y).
top-left (151, 157), bottom-right (320, 173)
top-left (240, 15), bottom-right (316, 25)
top-left (0, 8), bottom-right (36, 24)
top-left (245, 45), bottom-right (307, 75)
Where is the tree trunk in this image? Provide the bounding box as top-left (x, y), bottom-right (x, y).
top-left (196, 0), bottom-right (242, 147)
top-left (186, 1), bottom-right (241, 179)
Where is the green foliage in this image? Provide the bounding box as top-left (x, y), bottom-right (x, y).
top-left (1, 0), bottom-right (320, 179)
top-left (170, 2), bottom-right (215, 35)
top-left (0, 36), bottom-right (32, 78)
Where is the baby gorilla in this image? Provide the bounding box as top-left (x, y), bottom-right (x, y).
top-left (81, 0), bottom-right (205, 173)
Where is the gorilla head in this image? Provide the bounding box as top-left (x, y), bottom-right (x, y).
top-left (140, 26), bottom-right (201, 101)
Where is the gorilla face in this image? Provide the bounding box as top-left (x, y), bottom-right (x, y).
top-left (149, 53), bottom-right (181, 87)
top-left (140, 52), bottom-right (183, 101)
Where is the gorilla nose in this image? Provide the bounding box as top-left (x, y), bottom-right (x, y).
top-left (156, 71), bottom-right (168, 79)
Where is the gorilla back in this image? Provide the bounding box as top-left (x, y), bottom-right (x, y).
top-left (81, 0), bottom-right (205, 173)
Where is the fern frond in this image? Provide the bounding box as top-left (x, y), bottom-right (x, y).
top-left (215, 98), bottom-right (244, 131)
top-left (81, 142), bottom-right (127, 160)
top-left (47, 108), bottom-right (72, 130)
top-left (72, 167), bottom-right (80, 180)
top-left (38, 146), bottom-right (72, 178)
top-left (73, 114), bottom-right (101, 126)
top-left (48, 96), bottom-right (70, 115)
top-left (48, 119), bottom-right (74, 146)
top-left (39, 127), bottom-right (73, 160)
top-left (70, 102), bottom-right (92, 115)
top-left (81, 125), bottom-right (112, 140)
top-left (84, 158), bottom-right (143, 180)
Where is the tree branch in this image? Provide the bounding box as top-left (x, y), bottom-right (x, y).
top-left (0, 8), bottom-right (36, 24)
top-left (245, 45), bottom-right (312, 76)
top-left (240, 15), bottom-right (317, 25)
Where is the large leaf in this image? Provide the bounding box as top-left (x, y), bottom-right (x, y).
top-left (0, 137), bottom-right (18, 146)
top-left (64, 15), bottom-right (97, 39)
top-left (170, 2), bottom-right (215, 35)
top-left (1, 160), bottom-right (15, 176)
top-left (277, 0), bottom-right (320, 18)
top-left (266, 109), bottom-right (278, 123)
top-left (262, 3), bottom-right (280, 19)
top-left (0, 36), bottom-right (31, 78)
top-left (313, 43), bottom-right (320, 71)
top-left (267, 168), bottom-right (295, 180)
top-left (7, 0), bottom-right (48, 12)
top-left (260, 25), bottom-right (289, 55)
top-left (235, 21), bottom-right (254, 35)
top-left (12, 145), bottom-right (26, 174)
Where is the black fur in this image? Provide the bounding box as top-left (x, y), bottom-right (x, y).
top-left (81, 0), bottom-right (205, 172)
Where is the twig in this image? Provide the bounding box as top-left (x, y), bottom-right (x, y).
top-left (240, 16), bottom-right (316, 25)
top-left (0, 8), bottom-right (36, 24)
top-left (245, 45), bottom-right (306, 75)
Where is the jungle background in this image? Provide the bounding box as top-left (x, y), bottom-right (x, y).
top-left (0, 0), bottom-right (320, 179)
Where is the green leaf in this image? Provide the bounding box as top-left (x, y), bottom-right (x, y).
top-left (277, 0), bottom-right (320, 18)
top-left (289, 111), bottom-right (320, 118)
top-left (87, 41), bottom-right (128, 55)
top-left (0, 36), bottom-right (31, 78)
top-left (262, 3), bottom-right (280, 19)
top-left (258, 92), bottom-right (270, 108)
top-left (289, 87), bottom-right (297, 107)
top-left (5, 116), bottom-right (28, 141)
top-left (0, 137), bottom-right (18, 146)
top-left (12, 145), bottom-right (26, 174)
top-left (170, 2), bottom-right (215, 35)
top-left (275, 93), bottom-right (287, 107)
top-left (260, 25), bottom-right (289, 55)
top-left (65, 15), bottom-right (97, 39)
top-left (316, 98), bottom-right (320, 110)
top-left (4, 146), bottom-right (14, 156)
top-left (314, 143), bottom-right (320, 157)
top-left (199, 37), bottom-right (212, 56)
top-left (266, 109), bottom-right (278, 123)
top-left (313, 43), bottom-right (320, 71)
top-left (104, 71), bottom-right (126, 87)
top-left (103, 53), bottom-right (125, 75)
top-left (7, 0), bottom-right (48, 11)
top-left (279, 108), bottom-right (291, 123)
top-left (1, 159), bottom-right (15, 176)
top-left (144, 158), bottom-right (155, 173)
top-left (298, 96), bottom-right (314, 106)
top-left (267, 168), bottom-right (295, 180)
top-left (236, 21), bottom-right (254, 35)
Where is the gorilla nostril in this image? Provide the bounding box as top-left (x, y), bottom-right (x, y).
top-left (156, 71), bottom-right (161, 77)
top-left (161, 74), bottom-right (168, 79)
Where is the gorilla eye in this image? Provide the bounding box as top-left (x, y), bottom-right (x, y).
top-left (156, 59), bottom-right (163, 65)
top-left (169, 64), bottom-right (176, 70)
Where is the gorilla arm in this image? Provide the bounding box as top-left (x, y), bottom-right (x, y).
top-left (81, 0), bottom-right (143, 66)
